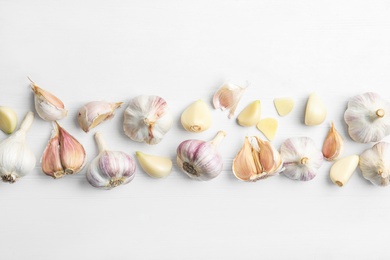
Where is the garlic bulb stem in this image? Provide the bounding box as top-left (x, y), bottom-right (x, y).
top-left (95, 132), bottom-right (108, 152)
top-left (300, 157), bottom-right (308, 165)
top-left (19, 112), bottom-right (34, 132)
top-left (376, 109), bottom-right (385, 118)
top-left (210, 131), bottom-right (227, 146)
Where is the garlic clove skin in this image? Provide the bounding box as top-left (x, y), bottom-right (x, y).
top-left (237, 100), bottom-right (261, 127)
top-left (274, 97), bottom-right (294, 116)
top-left (344, 92), bottom-right (390, 143)
top-left (213, 83), bottom-right (246, 119)
top-left (177, 131), bottom-right (226, 181)
top-left (123, 95), bottom-right (173, 145)
top-left (304, 93), bottom-right (327, 126)
top-left (181, 99), bottom-right (212, 133)
top-left (41, 127), bottom-right (64, 178)
top-left (136, 151), bottom-right (172, 178)
top-left (0, 106), bottom-right (18, 134)
top-left (0, 112), bottom-right (36, 183)
top-left (78, 101), bottom-right (123, 133)
top-left (330, 155), bottom-right (359, 187)
top-left (359, 142), bottom-right (390, 186)
top-left (322, 122), bottom-right (344, 161)
top-left (280, 137), bottom-right (323, 181)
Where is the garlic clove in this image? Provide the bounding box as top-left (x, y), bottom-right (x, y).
top-left (329, 155), bottom-right (359, 187)
top-left (304, 93), bottom-right (327, 126)
top-left (274, 97), bottom-right (294, 116)
top-left (136, 151), bottom-right (172, 178)
top-left (41, 126), bottom-right (64, 178)
top-left (359, 142), bottom-right (390, 186)
top-left (237, 100), bottom-right (261, 127)
top-left (256, 118), bottom-right (278, 141)
top-left (213, 83), bottom-right (246, 119)
top-left (180, 99), bottom-right (212, 133)
top-left (78, 101), bottom-right (123, 133)
top-left (322, 122), bottom-right (343, 161)
top-left (0, 106), bottom-right (18, 134)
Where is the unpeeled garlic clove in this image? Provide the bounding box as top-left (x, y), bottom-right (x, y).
top-left (256, 118), bottom-right (278, 141)
top-left (0, 106), bottom-right (18, 134)
top-left (274, 97), bottom-right (294, 116)
top-left (329, 155), bottom-right (359, 187)
top-left (180, 99), bottom-right (211, 133)
top-left (322, 122), bottom-right (344, 161)
top-left (29, 78), bottom-right (68, 121)
top-left (136, 151), bottom-right (172, 178)
top-left (305, 93), bottom-right (327, 126)
top-left (237, 100), bottom-right (261, 127)
top-left (78, 101), bottom-right (123, 132)
top-left (213, 82), bottom-right (246, 119)
top-left (359, 142), bottom-right (390, 186)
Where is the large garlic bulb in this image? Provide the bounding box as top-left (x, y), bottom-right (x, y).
top-left (344, 92), bottom-right (390, 143)
top-left (359, 142), bottom-right (390, 186)
top-left (123, 95), bottom-right (173, 145)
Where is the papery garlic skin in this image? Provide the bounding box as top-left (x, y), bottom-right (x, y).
top-left (177, 131), bottom-right (226, 181)
top-left (181, 100), bottom-right (211, 133)
top-left (280, 137), bottom-right (323, 181)
top-left (78, 101), bottom-right (123, 132)
top-left (86, 132), bottom-right (136, 189)
top-left (322, 122), bottom-right (343, 161)
top-left (213, 83), bottom-right (246, 119)
top-left (0, 112), bottom-right (36, 183)
top-left (344, 92), bottom-right (390, 143)
top-left (359, 142), bottom-right (390, 186)
top-left (124, 95), bottom-right (173, 145)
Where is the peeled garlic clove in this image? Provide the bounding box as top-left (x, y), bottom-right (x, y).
top-left (41, 126), bottom-right (64, 178)
top-left (344, 92), bottom-right (390, 143)
top-left (136, 151), bottom-right (172, 178)
top-left (29, 78), bottom-right (68, 121)
top-left (330, 155), bottom-right (359, 187)
top-left (213, 83), bottom-right (246, 119)
top-left (124, 95), bottom-right (173, 145)
top-left (322, 122), bottom-right (343, 161)
top-left (177, 131), bottom-right (226, 181)
top-left (280, 137), bottom-right (323, 181)
top-left (256, 118), bottom-right (278, 141)
top-left (359, 142), bottom-right (390, 186)
top-left (78, 101), bottom-right (123, 133)
top-left (274, 97), bottom-right (294, 116)
top-left (0, 106), bottom-right (18, 134)
top-left (237, 100), bottom-right (261, 127)
top-left (181, 99), bottom-right (211, 133)
top-left (304, 93), bottom-right (327, 126)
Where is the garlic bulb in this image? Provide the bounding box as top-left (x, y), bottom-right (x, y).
top-left (41, 122), bottom-right (86, 178)
top-left (232, 136), bottom-right (283, 181)
top-left (344, 92), bottom-right (390, 143)
top-left (136, 151), bottom-right (172, 178)
top-left (78, 101), bottom-right (123, 132)
top-left (177, 131), bottom-right (226, 181)
top-left (359, 142), bottom-right (390, 186)
top-left (181, 99), bottom-right (211, 133)
top-left (29, 78), bottom-right (68, 121)
top-left (0, 112), bottom-right (36, 183)
top-left (86, 132), bottom-right (136, 189)
top-left (123, 95), bottom-right (173, 145)
top-left (0, 106), bottom-right (18, 134)
top-left (213, 83), bottom-right (246, 118)
top-left (322, 122), bottom-right (343, 161)
top-left (280, 137), bottom-right (324, 181)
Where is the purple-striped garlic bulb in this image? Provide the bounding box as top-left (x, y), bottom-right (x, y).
top-left (86, 132), bottom-right (136, 189)
top-left (176, 131), bottom-right (226, 181)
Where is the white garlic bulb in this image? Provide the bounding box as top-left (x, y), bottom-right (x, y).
top-left (359, 142), bottom-right (390, 186)
top-left (280, 137), bottom-right (324, 181)
top-left (344, 92), bottom-right (390, 143)
top-left (0, 112), bottom-right (36, 183)
top-left (86, 132), bottom-right (136, 189)
top-left (123, 95), bottom-right (173, 145)
top-left (78, 101), bottom-right (123, 132)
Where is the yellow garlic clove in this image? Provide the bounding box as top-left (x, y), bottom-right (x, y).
top-left (304, 93), bottom-right (327, 126)
top-left (136, 151), bottom-right (172, 178)
top-left (180, 100), bottom-right (211, 133)
top-left (256, 118), bottom-right (278, 141)
top-left (0, 106), bottom-right (18, 134)
top-left (330, 155), bottom-right (359, 187)
top-left (213, 82), bottom-right (246, 119)
top-left (237, 100), bottom-right (261, 127)
top-left (274, 97), bottom-right (294, 116)
top-left (322, 122), bottom-right (343, 161)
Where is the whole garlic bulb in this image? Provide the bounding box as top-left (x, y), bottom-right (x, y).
top-left (78, 101), bottom-right (123, 132)
top-left (359, 142), bottom-right (390, 186)
top-left (86, 132), bottom-right (136, 189)
top-left (177, 131), bottom-right (226, 181)
top-left (280, 137), bottom-right (323, 181)
top-left (344, 92), bottom-right (390, 143)
top-left (123, 95), bottom-right (173, 145)
top-left (0, 112), bottom-right (36, 183)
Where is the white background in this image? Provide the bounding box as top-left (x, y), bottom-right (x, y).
top-left (1, 0), bottom-right (390, 259)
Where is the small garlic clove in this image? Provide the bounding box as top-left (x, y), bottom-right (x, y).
top-left (329, 155), bottom-right (359, 187)
top-left (180, 99), bottom-right (212, 133)
top-left (322, 122), bottom-right (344, 161)
top-left (78, 101), bottom-right (123, 132)
top-left (304, 93), bottom-right (327, 126)
top-left (41, 126), bottom-right (65, 178)
top-left (256, 118), bottom-right (278, 141)
top-left (136, 151), bottom-right (172, 178)
top-left (237, 100), bottom-right (261, 127)
top-left (359, 142), bottom-right (390, 186)
top-left (0, 106), bottom-right (18, 134)
top-left (213, 83), bottom-right (246, 119)
top-left (274, 97), bottom-right (294, 116)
